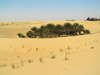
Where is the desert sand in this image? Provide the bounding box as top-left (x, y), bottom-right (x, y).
top-left (0, 21), bottom-right (100, 75)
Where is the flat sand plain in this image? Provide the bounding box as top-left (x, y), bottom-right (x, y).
top-left (0, 21), bottom-right (100, 75)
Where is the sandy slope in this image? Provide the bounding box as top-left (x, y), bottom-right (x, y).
top-left (0, 21), bottom-right (100, 75)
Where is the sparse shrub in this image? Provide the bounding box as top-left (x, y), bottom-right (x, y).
top-left (60, 49), bottom-right (63, 52)
top-left (85, 29), bottom-right (90, 34)
top-left (10, 63), bottom-right (16, 69)
top-left (0, 63), bottom-right (7, 68)
top-left (17, 33), bottom-right (25, 38)
top-left (22, 46), bottom-right (24, 48)
top-left (91, 46), bottom-right (94, 49)
top-left (68, 46), bottom-right (70, 50)
top-left (39, 57), bottom-right (43, 63)
top-left (28, 59), bottom-right (34, 63)
top-left (51, 55), bottom-right (55, 59)
top-left (65, 56), bottom-right (69, 60)
top-left (36, 48), bottom-right (38, 51)
top-left (3, 64), bottom-right (7, 67)
top-left (21, 35), bottom-right (26, 38)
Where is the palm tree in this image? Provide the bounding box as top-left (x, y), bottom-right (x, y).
top-left (70, 25), bottom-right (75, 36)
top-left (40, 25), bottom-right (48, 37)
top-left (26, 31), bottom-right (34, 38)
top-left (37, 28), bottom-right (43, 38)
top-left (37, 25), bottom-right (48, 38)
top-left (87, 17), bottom-right (91, 21)
top-left (78, 25), bottom-right (84, 35)
top-left (46, 23), bottom-right (55, 37)
top-left (73, 23), bottom-right (79, 35)
top-left (73, 23), bottom-right (79, 29)
top-left (64, 23), bottom-right (72, 36)
top-left (54, 24), bottom-right (63, 37)
top-left (31, 27), bottom-right (38, 38)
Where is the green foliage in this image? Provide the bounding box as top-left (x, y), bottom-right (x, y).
top-left (22, 46), bottom-right (24, 48)
top-left (78, 25), bottom-right (84, 30)
top-left (51, 55), bottom-right (55, 59)
top-left (37, 25), bottom-right (48, 38)
top-left (0, 63), bottom-right (7, 68)
top-left (46, 23), bottom-right (55, 31)
top-left (85, 29), bottom-right (90, 34)
top-left (68, 46), bottom-right (70, 50)
top-left (64, 23), bottom-right (72, 30)
top-left (31, 27), bottom-right (38, 38)
top-left (28, 59), bottom-right (34, 63)
top-left (36, 48), bottom-right (38, 51)
top-left (39, 57), bottom-right (43, 63)
top-left (91, 46), bottom-right (94, 49)
top-left (86, 17), bottom-right (100, 21)
top-left (26, 31), bottom-right (34, 38)
top-left (17, 22), bottom-right (91, 38)
top-left (10, 63), bottom-right (16, 69)
top-left (46, 23), bottom-right (55, 36)
top-left (31, 27), bottom-right (37, 32)
top-left (63, 23), bottom-right (72, 35)
top-left (17, 33), bottom-right (25, 38)
top-left (60, 49), bottom-right (63, 52)
top-left (65, 56), bottom-right (69, 60)
top-left (55, 24), bottom-right (63, 37)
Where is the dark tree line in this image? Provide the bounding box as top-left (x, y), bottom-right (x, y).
top-left (87, 17), bottom-right (100, 21)
top-left (17, 23), bottom-right (90, 38)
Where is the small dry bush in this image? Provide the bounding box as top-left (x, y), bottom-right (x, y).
top-left (28, 59), bottom-right (34, 63)
top-left (51, 55), bottom-right (55, 59)
top-left (39, 57), bottom-right (43, 63)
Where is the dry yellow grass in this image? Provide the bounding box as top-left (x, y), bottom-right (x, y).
top-left (0, 21), bottom-right (100, 75)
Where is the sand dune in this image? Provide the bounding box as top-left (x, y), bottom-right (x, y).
top-left (0, 21), bottom-right (100, 75)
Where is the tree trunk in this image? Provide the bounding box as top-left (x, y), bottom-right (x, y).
top-left (67, 31), bottom-right (69, 36)
top-left (65, 31), bottom-right (66, 35)
top-left (35, 35), bottom-right (36, 38)
top-left (79, 31), bottom-right (81, 35)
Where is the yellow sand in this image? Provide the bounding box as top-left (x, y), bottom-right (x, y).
top-left (0, 21), bottom-right (100, 75)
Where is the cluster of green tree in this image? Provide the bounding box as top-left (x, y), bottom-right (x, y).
top-left (17, 23), bottom-right (90, 38)
top-left (87, 17), bottom-right (100, 21)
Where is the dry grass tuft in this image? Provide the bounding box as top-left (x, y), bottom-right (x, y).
top-left (39, 57), bottom-right (43, 63)
top-left (51, 55), bottom-right (55, 59)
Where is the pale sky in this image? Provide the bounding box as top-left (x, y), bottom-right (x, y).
top-left (0, 0), bottom-right (100, 22)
